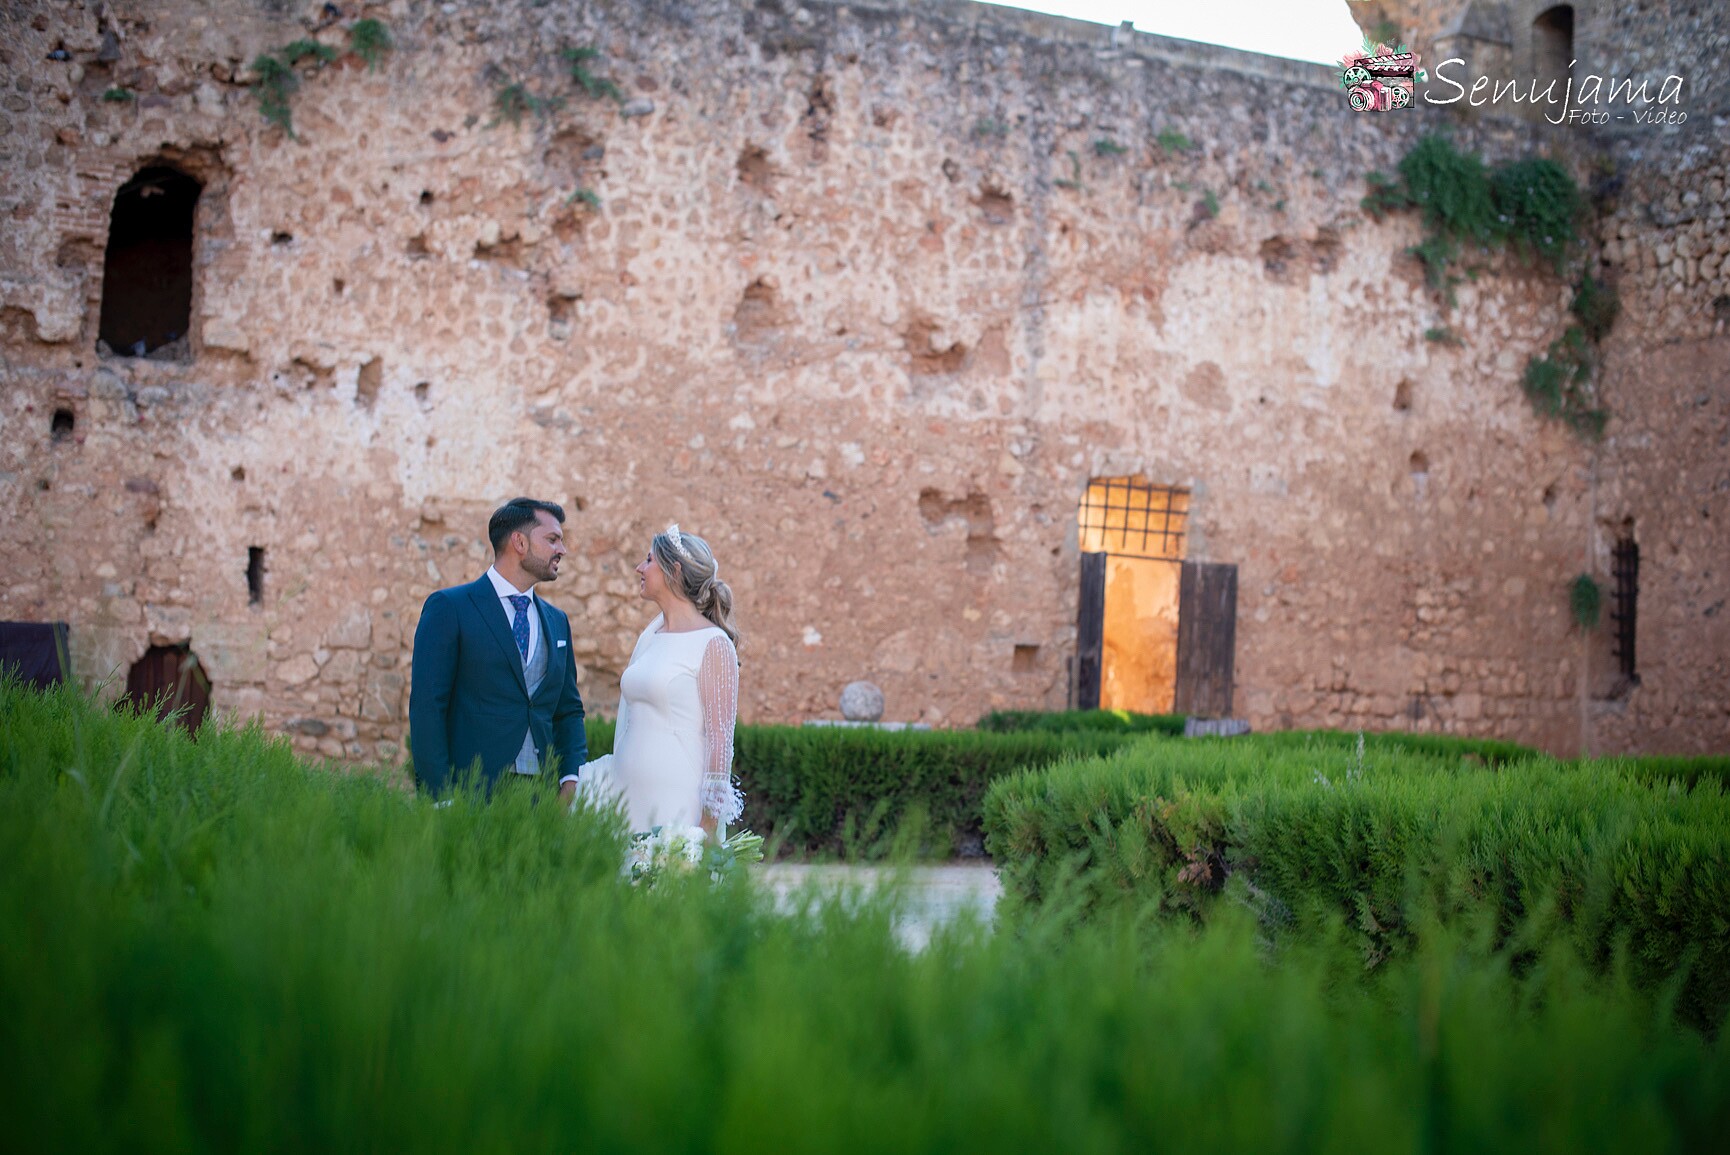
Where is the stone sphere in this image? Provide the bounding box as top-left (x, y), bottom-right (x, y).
top-left (839, 680), bottom-right (885, 722)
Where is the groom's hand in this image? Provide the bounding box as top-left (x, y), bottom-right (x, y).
top-left (559, 779), bottom-right (577, 804)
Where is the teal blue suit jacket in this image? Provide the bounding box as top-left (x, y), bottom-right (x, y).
top-left (408, 576), bottom-right (588, 797)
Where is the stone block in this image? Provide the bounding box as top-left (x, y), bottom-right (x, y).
top-left (324, 605), bottom-right (373, 649)
top-left (145, 603), bottom-right (192, 645)
top-left (840, 680), bottom-right (885, 722)
top-left (192, 621), bottom-right (269, 684)
top-left (320, 649), bottom-right (363, 686)
top-left (361, 671), bottom-right (405, 722)
top-left (279, 654), bottom-right (319, 686)
top-left (203, 319), bottom-right (249, 352)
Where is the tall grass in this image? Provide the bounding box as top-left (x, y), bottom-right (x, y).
top-left (4, 682), bottom-right (1728, 1151)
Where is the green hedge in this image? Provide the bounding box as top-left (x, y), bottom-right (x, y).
top-left (983, 741), bottom-right (1730, 1030)
top-left (976, 709), bottom-right (1542, 766)
top-left (1603, 754), bottom-right (1730, 792)
top-left (6, 680), bottom-right (1730, 1150)
top-left (977, 708), bottom-right (1188, 737)
top-left (586, 718), bottom-right (1137, 858)
top-left (1240, 728), bottom-right (1542, 768)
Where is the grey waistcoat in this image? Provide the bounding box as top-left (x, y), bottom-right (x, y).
top-left (513, 620), bottom-right (550, 774)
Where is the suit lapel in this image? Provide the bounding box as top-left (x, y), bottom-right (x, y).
top-left (466, 577), bottom-right (529, 698)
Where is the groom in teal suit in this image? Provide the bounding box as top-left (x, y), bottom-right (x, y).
top-left (409, 497), bottom-right (588, 799)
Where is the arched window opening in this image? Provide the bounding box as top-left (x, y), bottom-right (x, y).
top-left (124, 643), bottom-right (212, 735)
top-left (98, 166), bottom-right (202, 358)
top-left (1533, 5), bottom-right (1574, 87)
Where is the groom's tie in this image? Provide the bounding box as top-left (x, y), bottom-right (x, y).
top-left (507, 594), bottom-right (531, 663)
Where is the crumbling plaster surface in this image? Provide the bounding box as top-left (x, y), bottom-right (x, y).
top-left (0, 0), bottom-right (1724, 765)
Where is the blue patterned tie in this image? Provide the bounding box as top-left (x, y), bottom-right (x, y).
top-left (507, 594), bottom-right (531, 662)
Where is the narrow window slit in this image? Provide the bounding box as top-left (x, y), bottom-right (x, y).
top-left (1612, 534), bottom-right (1639, 684)
top-left (247, 547), bottom-right (266, 606)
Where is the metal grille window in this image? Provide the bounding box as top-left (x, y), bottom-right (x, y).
top-left (1612, 536), bottom-right (1639, 683)
top-left (1078, 477), bottom-right (1189, 560)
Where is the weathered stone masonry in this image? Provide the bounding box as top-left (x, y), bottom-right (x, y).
top-left (0, 0), bottom-right (1724, 763)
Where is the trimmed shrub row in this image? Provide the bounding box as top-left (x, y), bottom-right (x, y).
top-left (1237, 727), bottom-right (1541, 767)
top-left (1606, 753), bottom-right (1730, 793)
top-left (585, 718), bottom-right (1139, 858)
top-left (983, 741), bottom-right (1730, 1029)
top-left (977, 708), bottom-right (1187, 736)
top-left (977, 709), bottom-right (1542, 766)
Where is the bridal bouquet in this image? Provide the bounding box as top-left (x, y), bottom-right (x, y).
top-left (625, 826), bottom-right (764, 887)
top-left (702, 829), bottom-right (764, 881)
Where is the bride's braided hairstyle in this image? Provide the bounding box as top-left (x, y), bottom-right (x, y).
top-left (651, 526), bottom-right (740, 648)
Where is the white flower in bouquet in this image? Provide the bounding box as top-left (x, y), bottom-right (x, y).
top-left (624, 825), bottom-right (765, 886)
top-left (625, 825), bottom-right (708, 886)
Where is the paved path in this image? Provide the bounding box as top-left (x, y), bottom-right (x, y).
top-left (756, 862), bottom-right (1003, 950)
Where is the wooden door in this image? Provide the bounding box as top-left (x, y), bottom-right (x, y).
top-left (125, 644), bottom-right (212, 734)
top-left (1074, 552), bottom-right (1106, 709)
top-left (1174, 562), bottom-right (1237, 717)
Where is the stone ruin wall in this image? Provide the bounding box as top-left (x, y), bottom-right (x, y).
top-left (1344, 0), bottom-right (1730, 747)
top-left (0, 0), bottom-right (1724, 765)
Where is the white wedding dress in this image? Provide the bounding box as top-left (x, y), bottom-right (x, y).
top-left (577, 614), bottom-right (743, 833)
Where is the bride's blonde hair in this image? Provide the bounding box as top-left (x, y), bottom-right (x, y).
top-left (651, 527), bottom-right (739, 648)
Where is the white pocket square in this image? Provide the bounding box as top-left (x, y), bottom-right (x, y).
top-left (557, 639), bottom-right (567, 648)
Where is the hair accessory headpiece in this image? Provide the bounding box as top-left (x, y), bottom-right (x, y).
top-left (663, 523), bottom-right (692, 563)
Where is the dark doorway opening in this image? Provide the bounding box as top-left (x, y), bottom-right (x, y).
top-left (98, 166), bottom-right (202, 357)
top-left (124, 644), bottom-right (212, 734)
top-left (1533, 6), bottom-right (1575, 87)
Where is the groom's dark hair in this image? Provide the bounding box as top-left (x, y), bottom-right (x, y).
top-left (488, 497), bottom-right (566, 554)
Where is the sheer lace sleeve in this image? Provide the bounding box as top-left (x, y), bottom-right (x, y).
top-left (697, 632), bottom-right (743, 826)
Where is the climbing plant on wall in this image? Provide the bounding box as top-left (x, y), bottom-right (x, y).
top-left (1363, 135), bottom-right (1615, 440)
top-left (1362, 135), bottom-right (1584, 297)
top-left (251, 20), bottom-right (395, 138)
top-left (1571, 573), bottom-right (1603, 630)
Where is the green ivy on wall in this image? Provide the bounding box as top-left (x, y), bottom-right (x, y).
top-left (251, 21), bottom-right (394, 138)
top-left (1364, 135), bottom-right (1616, 440)
top-left (1570, 573), bottom-right (1603, 630)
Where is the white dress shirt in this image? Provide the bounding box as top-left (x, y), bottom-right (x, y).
top-left (484, 565), bottom-right (540, 666)
top-left (483, 566), bottom-right (578, 786)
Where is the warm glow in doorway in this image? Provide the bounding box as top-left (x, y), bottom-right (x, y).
top-left (1078, 478), bottom-right (1189, 714)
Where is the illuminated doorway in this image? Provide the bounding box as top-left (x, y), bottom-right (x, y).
top-left (1075, 478), bottom-right (1238, 716)
top-left (1077, 478), bottom-right (1188, 714)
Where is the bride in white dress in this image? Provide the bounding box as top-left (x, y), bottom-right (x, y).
top-left (577, 525), bottom-right (743, 837)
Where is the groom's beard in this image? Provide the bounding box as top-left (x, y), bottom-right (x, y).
top-left (521, 552), bottom-right (560, 583)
